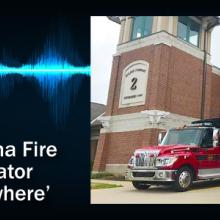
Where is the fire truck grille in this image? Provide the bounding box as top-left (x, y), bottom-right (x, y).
top-left (132, 172), bottom-right (155, 178)
top-left (135, 154), bottom-right (156, 168)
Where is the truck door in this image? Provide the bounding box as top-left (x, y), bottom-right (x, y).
top-left (212, 129), bottom-right (220, 169)
top-left (197, 128), bottom-right (220, 178)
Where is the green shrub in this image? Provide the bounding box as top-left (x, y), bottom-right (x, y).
top-left (91, 172), bottom-right (113, 179)
top-left (91, 172), bottom-right (125, 181)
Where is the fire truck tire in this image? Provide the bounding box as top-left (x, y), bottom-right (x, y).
top-left (174, 166), bottom-right (193, 192)
top-left (132, 181), bottom-right (151, 190)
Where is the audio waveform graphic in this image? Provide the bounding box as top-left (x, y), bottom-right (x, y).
top-left (0, 47), bottom-right (90, 128)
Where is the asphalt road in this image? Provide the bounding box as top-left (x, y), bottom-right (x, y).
top-left (91, 179), bottom-right (220, 204)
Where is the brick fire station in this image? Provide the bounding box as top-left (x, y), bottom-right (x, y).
top-left (93, 16), bottom-right (220, 174)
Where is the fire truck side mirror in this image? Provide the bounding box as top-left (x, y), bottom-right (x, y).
top-left (158, 133), bottom-right (163, 145)
top-left (158, 131), bottom-right (166, 145)
top-left (213, 129), bottom-right (220, 147)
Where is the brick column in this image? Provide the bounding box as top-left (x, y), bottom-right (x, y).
top-left (105, 55), bottom-right (121, 116)
top-left (92, 133), bottom-right (108, 171)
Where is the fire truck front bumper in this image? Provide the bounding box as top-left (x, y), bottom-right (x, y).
top-left (125, 169), bottom-right (177, 182)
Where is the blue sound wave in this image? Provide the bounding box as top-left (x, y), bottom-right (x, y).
top-left (0, 48), bottom-right (90, 128)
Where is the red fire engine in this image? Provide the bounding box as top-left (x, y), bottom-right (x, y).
top-left (125, 118), bottom-right (220, 191)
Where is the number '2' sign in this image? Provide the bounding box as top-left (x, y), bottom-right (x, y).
top-left (130, 77), bottom-right (137, 90)
top-left (119, 60), bottom-right (149, 108)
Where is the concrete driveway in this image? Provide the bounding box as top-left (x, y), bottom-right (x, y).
top-left (91, 179), bottom-right (220, 204)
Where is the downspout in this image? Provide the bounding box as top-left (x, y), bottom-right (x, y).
top-left (200, 28), bottom-right (207, 119)
top-left (200, 18), bottom-right (220, 119)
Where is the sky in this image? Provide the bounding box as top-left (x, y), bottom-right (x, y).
top-left (91, 16), bottom-right (220, 105)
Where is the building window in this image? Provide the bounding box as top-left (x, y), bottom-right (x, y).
top-left (177, 16), bottom-right (200, 47)
top-left (131, 16), bottom-right (153, 40)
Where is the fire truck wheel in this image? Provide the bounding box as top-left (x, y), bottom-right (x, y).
top-left (174, 166), bottom-right (193, 192)
top-left (132, 181), bottom-right (151, 190)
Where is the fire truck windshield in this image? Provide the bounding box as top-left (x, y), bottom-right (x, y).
top-left (161, 128), bottom-right (204, 146)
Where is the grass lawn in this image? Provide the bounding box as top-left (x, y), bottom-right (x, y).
top-left (91, 182), bottom-right (122, 190)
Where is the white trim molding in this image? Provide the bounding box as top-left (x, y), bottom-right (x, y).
top-left (91, 112), bottom-right (105, 125)
top-left (141, 110), bottom-right (170, 125)
top-left (168, 16), bottom-right (174, 34)
top-left (117, 31), bottom-right (212, 65)
top-left (156, 16), bottom-right (162, 32)
top-left (212, 66), bottom-right (220, 76)
top-left (99, 110), bottom-right (198, 133)
top-left (105, 164), bottom-right (127, 174)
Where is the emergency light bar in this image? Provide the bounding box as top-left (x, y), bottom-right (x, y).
top-left (192, 118), bottom-right (220, 128)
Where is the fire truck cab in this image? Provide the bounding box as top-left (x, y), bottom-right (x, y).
top-left (125, 118), bottom-right (220, 191)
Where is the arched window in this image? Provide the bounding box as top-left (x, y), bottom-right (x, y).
top-left (131, 16), bottom-right (153, 40)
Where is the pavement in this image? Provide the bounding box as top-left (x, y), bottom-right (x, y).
top-left (91, 179), bottom-right (220, 204)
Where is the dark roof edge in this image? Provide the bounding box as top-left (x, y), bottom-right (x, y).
top-left (107, 16), bottom-right (121, 24)
top-left (91, 102), bottom-right (106, 107)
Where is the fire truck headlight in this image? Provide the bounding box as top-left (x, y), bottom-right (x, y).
top-left (155, 156), bottom-right (178, 167)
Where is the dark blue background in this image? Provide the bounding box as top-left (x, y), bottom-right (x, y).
top-left (0, 11), bottom-right (90, 216)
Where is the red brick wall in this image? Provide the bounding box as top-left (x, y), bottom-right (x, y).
top-left (167, 47), bottom-right (203, 118)
top-left (211, 72), bottom-right (220, 117)
top-left (105, 129), bottom-right (161, 164)
top-left (106, 44), bottom-right (216, 119)
top-left (93, 133), bottom-right (109, 171)
top-left (91, 140), bottom-right (98, 162)
top-left (105, 55), bottom-right (121, 116)
top-left (93, 129), bottom-right (161, 171)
